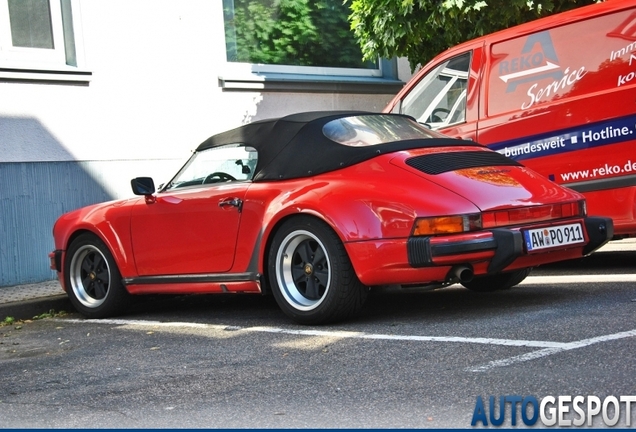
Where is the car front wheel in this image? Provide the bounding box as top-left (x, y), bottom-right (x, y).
top-left (268, 216), bottom-right (368, 325)
top-left (65, 233), bottom-right (129, 318)
top-left (461, 268), bottom-right (532, 292)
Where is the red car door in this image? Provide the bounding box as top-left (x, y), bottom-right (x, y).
top-left (129, 182), bottom-right (248, 276)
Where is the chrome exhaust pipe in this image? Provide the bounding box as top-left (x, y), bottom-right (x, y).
top-left (450, 265), bottom-right (474, 283)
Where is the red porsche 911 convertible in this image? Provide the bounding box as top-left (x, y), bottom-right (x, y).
top-left (50, 111), bottom-right (613, 324)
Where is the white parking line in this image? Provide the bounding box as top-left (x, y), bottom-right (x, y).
top-left (242, 325), bottom-right (569, 348)
top-left (521, 274), bottom-right (636, 284)
top-left (468, 328), bottom-right (636, 372)
top-left (61, 318), bottom-right (565, 348)
top-left (62, 318), bottom-right (212, 328)
top-left (60, 318), bottom-right (636, 372)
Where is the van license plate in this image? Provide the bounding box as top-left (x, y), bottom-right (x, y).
top-left (523, 223), bottom-right (585, 252)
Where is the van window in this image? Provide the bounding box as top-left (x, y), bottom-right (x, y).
top-left (399, 52), bottom-right (470, 130)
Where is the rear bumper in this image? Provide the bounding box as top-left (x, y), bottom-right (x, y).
top-left (408, 217), bottom-right (613, 273)
top-left (346, 217), bottom-right (613, 286)
top-left (581, 217), bottom-right (614, 255)
top-left (408, 229), bottom-right (521, 274)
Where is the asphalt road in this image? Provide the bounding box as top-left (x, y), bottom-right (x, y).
top-left (1, 249), bottom-right (635, 428)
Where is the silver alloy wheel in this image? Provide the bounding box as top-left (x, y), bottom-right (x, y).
top-left (275, 229), bottom-right (331, 311)
top-left (69, 244), bottom-right (111, 308)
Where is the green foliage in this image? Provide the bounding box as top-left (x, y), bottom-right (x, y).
top-left (225, 0), bottom-right (372, 68)
top-left (33, 309), bottom-right (67, 320)
top-left (348, 0), bottom-right (601, 70)
top-left (1, 316), bottom-right (15, 326)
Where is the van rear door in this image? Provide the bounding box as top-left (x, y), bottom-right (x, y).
top-left (477, 6), bottom-right (636, 235)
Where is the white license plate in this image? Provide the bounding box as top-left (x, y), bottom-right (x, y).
top-left (523, 223), bottom-right (585, 252)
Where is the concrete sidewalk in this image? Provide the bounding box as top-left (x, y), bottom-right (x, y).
top-left (0, 279), bottom-right (70, 320)
top-left (1, 239), bottom-right (635, 320)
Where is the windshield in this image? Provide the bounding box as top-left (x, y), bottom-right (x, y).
top-left (164, 144), bottom-right (257, 190)
top-left (322, 115), bottom-right (445, 147)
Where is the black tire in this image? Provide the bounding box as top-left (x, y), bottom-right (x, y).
top-left (461, 268), bottom-right (532, 292)
top-left (64, 233), bottom-right (130, 318)
top-left (267, 216), bottom-right (368, 325)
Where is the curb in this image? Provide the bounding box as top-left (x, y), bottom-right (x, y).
top-left (0, 295), bottom-right (73, 321)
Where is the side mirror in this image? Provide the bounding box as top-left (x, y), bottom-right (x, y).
top-left (131, 177), bottom-right (155, 196)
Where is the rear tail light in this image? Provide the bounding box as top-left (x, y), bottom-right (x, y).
top-left (412, 200), bottom-right (586, 236)
top-left (481, 200), bottom-right (586, 229)
top-left (412, 215), bottom-right (481, 236)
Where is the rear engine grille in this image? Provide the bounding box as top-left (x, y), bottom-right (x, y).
top-left (406, 151), bottom-right (521, 175)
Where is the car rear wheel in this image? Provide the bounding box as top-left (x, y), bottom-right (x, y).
top-left (268, 216), bottom-right (368, 325)
top-left (460, 268), bottom-right (532, 292)
top-left (65, 233), bottom-right (129, 318)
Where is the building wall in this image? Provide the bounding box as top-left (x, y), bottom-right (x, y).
top-left (0, 0), bottom-right (409, 286)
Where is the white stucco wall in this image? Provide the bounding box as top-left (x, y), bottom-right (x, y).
top-left (0, 0), bottom-right (401, 195)
top-left (0, 0), bottom-right (410, 285)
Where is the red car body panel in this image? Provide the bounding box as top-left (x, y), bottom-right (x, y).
top-left (130, 182), bottom-right (248, 275)
top-left (384, 0), bottom-right (636, 237)
top-left (346, 235), bottom-right (588, 286)
top-left (50, 112), bottom-right (613, 323)
top-left (126, 281), bottom-right (261, 296)
top-left (52, 145), bottom-right (599, 292)
top-left (52, 199), bottom-right (138, 278)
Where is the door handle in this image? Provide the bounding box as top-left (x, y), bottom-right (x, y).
top-left (218, 198), bottom-right (243, 213)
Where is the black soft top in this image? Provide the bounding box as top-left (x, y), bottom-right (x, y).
top-left (197, 111), bottom-right (480, 181)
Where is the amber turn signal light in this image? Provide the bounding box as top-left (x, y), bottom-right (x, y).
top-left (412, 214), bottom-right (481, 236)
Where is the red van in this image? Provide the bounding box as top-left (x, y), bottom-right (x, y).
top-left (385, 0), bottom-right (636, 238)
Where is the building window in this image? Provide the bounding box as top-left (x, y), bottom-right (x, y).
top-left (220, 0), bottom-right (402, 93)
top-left (8, 0), bottom-right (55, 49)
top-left (223, 0), bottom-right (377, 73)
top-left (0, 0), bottom-right (90, 83)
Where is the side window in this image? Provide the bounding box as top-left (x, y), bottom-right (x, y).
top-left (400, 52), bottom-right (471, 130)
top-left (165, 144), bottom-right (258, 190)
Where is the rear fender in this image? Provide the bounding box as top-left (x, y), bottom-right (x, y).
top-left (293, 165), bottom-right (481, 242)
top-left (251, 164), bottom-right (479, 276)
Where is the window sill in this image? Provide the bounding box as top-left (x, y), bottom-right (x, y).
top-left (0, 66), bottom-right (92, 85)
top-left (218, 72), bottom-right (404, 94)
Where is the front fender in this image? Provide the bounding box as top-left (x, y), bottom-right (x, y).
top-left (53, 199), bottom-right (139, 279)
